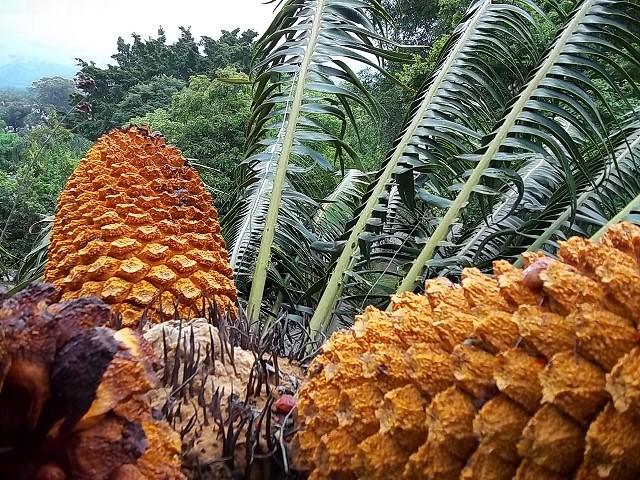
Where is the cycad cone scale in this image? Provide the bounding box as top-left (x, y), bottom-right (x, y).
top-left (46, 126), bottom-right (237, 328)
top-left (295, 222), bottom-right (640, 480)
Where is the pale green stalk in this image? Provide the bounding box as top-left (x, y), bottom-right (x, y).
top-left (246, 0), bottom-right (327, 321)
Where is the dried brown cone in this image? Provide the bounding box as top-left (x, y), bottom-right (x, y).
top-left (45, 126), bottom-right (237, 328)
top-left (294, 222), bottom-right (640, 479)
top-left (0, 283), bottom-right (183, 480)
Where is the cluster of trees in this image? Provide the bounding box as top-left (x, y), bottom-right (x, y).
top-left (0, 119), bottom-right (91, 278)
top-left (0, 75), bottom-right (90, 279)
top-left (64, 27), bottom-right (257, 140)
top-left (0, 77), bottom-right (76, 131)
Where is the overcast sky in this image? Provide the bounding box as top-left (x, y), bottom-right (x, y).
top-left (0, 0), bottom-right (275, 66)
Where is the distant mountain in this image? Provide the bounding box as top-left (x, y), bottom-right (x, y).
top-left (0, 56), bottom-right (77, 90)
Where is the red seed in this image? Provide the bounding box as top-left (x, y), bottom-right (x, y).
top-left (275, 394), bottom-right (296, 414)
top-left (36, 464), bottom-right (66, 480)
top-left (522, 257), bottom-right (554, 289)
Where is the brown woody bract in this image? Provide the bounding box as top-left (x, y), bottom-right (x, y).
top-left (0, 283), bottom-right (183, 479)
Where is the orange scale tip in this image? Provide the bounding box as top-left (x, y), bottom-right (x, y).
top-left (158, 191), bottom-right (180, 206)
top-left (187, 233), bottom-right (213, 248)
top-left (89, 205), bottom-right (111, 218)
top-left (125, 212), bottom-right (154, 226)
top-left (169, 278), bottom-right (201, 303)
top-left (377, 384), bottom-right (428, 434)
top-left (56, 204), bottom-right (76, 216)
top-left (77, 240), bottom-right (112, 263)
top-left (117, 172), bottom-right (147, 188)
top-left (139, 243), bottom-right (170, 262)
top-left (106, 194), bottom-right (131, 208)
top-left (517, 404), bottom-right (584, 474)
top-left (116, 304), bottom-right (145, 328)
top-left (213, 294), bottom-right (238, 315)
top-left (98, 185), bottom-right (122, 199)
top-left (146, 265), bottom-right (177, 287)
top-left (126, 280), bottom-right (160, 307)
top-left (62, 265), bottom-right (90, 290)
top-left (92, 174), bottom-right (113, 188)
top-left (166, 255), bottom-right (198, 275)
top-left (137, 196), bottom-right (160, 209)
top-left (116, 257), bottom-right (150, 283)
top-left (183, 206), bottom-right (205, 221)
top-left (77, 207), bottom-right (95, 219)
top-left (60, 219), bottom-right (86, 231)
top-left (100, 223), bottom-right (133, 240)
top-left (164, 235), bottom-right (189, 252)
top-left (100, 277), bottom-right (132, 303)
top-left (114, 203), bottom-right (143, 216)
top-left (159, 291), bottom-right (178, 316)
top-left (60, 290), bottom-right (77, 301)
top-left (106, 161), bottom-right (130, 176)
top-left (93, 211), bottom-right (122, 227)
top-left (76, 191), bottom-right (100, 203)
top-left (179, 219), bottom-right (201, 232)
top-left (77, 280), bottom-right (103, 298)
top-left (606, 347), bottom-right (640, 414)
top-left (186, 250), bottom-right (220, 268)
top-left (109, 237), bottom-right (142, 258)
top-left (191, 270), bottom-right (222, 292)
top-left (539, 351), bottom-right (608, 423)
top-left (135, 225), bottom-right (163, 242)
top-left (157, 219), bottom-right (180, 235)
top-left (148, 208), bottom-right (172, 222)
top-left (57, 252), bottom-right (80, 272)
top-left (122, 184), bottom-right (149, 199)
top-left (86, 256), bottom-right (121, 281)
top-left (149, 178), bottom-right (170, 193)
top-left (138, 166), bottom-right (163, 180)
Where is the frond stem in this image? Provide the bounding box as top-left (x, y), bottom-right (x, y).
top-left (246, 0), bottom-right (327, 321)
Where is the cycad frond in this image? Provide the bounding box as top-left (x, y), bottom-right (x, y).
top-left (397, 0), bottom-right (640, 293)
top-left (226, 0), bottom-right (407, 318)
top-left (309, 0), bottom-right (548, 332)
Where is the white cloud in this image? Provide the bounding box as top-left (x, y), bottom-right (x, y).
top-left (0, 0), bottom-right (275, 65)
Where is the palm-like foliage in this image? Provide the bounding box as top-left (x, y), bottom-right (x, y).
top-left (223, 0), bottom-right (409, 319)
top-left (5, 216), bottom-right (51, 296)
top-left (303, 0), bottom-right (640, 332)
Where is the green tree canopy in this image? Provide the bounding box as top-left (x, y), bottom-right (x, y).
top-left (29, 77), bottom-right (76, 113)
top-left (0, 91), bottom-right (33, 131)
top-left (66, 27), bottom-right (258, 140)
top-left (112, 74), bottom-right (185, 126)
top-left (0, 120), bottom-right (90, 266)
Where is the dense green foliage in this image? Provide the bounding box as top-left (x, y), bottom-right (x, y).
top-left (0, 120), bottom-right (90, 275)
top-left (0, 77), bottom-right (75, 131)
top-left (65, 27), bottom-right (257, 140)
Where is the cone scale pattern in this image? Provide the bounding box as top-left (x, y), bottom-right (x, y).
top-left (45, 126), bottom-right (237, 327)
top-left (295, 222), bottom-right (640, 480)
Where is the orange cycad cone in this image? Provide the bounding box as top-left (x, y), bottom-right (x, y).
top-left (294, 222), bottom-right (640, 480)
top-left (46, 126), bottom-right (237, 327)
